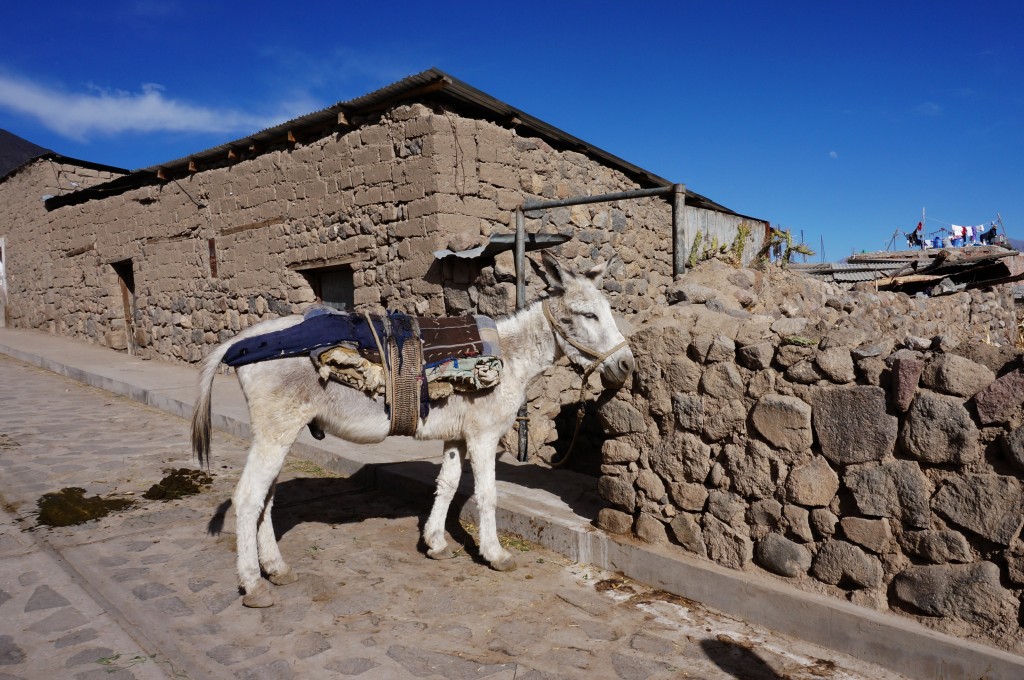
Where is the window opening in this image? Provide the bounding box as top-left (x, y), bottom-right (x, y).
top-left (299, 265), bottom-right (354, 311)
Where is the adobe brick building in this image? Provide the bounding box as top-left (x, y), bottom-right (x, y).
top-left (0, 68), bottom-right (767, 363)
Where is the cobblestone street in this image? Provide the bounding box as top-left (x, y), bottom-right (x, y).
top-left (0, 354), bottom-right (908, 679)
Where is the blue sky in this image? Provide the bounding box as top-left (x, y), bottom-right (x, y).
top-left (2, 1), bottom-right (1021, 260)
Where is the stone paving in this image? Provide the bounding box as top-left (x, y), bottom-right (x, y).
top-left (0, 354), bottom-right (908, 679)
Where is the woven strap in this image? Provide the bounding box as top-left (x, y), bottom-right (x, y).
top-left (363, 312), bottom-right (423, 437)
top-left (387, 327), bottom-right (423, 436)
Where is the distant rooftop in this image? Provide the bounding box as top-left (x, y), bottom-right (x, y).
top-left (0, 128), bottom-right (51, 180)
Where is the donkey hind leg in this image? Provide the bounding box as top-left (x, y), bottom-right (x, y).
top-left (257, 479), bottom-right (298, 586)
top-left (423, 440), bottom-right (466, 560)
top-left (467, 434), bottom-right (516, 572)
top-left (233, 439), bottom-right (293, 608)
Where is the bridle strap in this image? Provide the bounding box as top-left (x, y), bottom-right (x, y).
top-left (541, 300), bottom-right (629, 468)
top-left (541, 300), bottom-right (628, 377)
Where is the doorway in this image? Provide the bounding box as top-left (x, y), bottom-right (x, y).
top-left (110, 259), bottom-right (137, 355)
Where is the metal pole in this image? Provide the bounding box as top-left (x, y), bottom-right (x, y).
top-left (514, 208), bottom-right (530, 462)
top-left (522, 185), bottom-right (674, 213)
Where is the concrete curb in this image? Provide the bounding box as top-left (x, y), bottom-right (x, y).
top-left (2, 330), bottom-right (1022, 680)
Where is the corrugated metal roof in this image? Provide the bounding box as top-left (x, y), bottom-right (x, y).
top-left (44, 68), bottom-right (744, 215)
top-left (792, 246), bottom-right (1020, 289)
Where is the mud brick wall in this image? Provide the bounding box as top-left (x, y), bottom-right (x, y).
top-left (595, 260), bottom-right (1024, 653)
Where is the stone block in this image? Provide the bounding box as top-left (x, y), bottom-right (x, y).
top-left (748, 498), bottom-right (783, 532)
top-left (596, 508), bottom-right (633, 535)
top-left (636, 470), bottom-right (666, 502)
top-left (810, 508), bottom-right (839, 538)
top-left (811, 539), bottom-right (882, 589)
top-left (702, 515), bottom-right (752, 570)
top-left (667, 282), bottom-right (719, 305)
top-left (900, 391), bottom-right (979, 465)
top-left (667, 481), bottom-right (709, 512)
top-left (597, 399), bottom-right (646, 435)
top-left (702, 397), bottom-right (746, 441)
top-left (973, 368), bottom-right (1024, 425)
top-left (813, 385), bottom-right (897, 465)
top-left (840, 517), bottom-right (892, 554)
top-left (771, 317), bottom-right (808, 337)
top-left (898, 530), bottom-right (973, 564)
top-left (699, 362), bottom-right (743, 400)
top-left (650, 432), bottom-right (712, 484)
top-left (752, 394), bottom-right (812, 452)
top-left (671, 393), bottom-right (704, 432)
top-left (598, 476), bottom-right (636, 512)
top-left (602, 440), bottom-right (640, 464)
top-left (668, 514), bottom-right (707, 557)
top-left (723, 439), bottom-right (776, 499)
top-left (782, 504), bottom-right (812, 543)
top-left (892, 562), bottom-right (1017, 629)
top-left (785, 457), bottom-right (839, 507)
top-left (775, 344), bottom-right (813, 368)
top-left (932, 474), bottom-right (1024, 545)
top-left (707, 489), bottom-right (747, 527)
top-left (921, 354), bottom-right (995, 398)
top-left (845, 460), bottom-right (931, 529)
top-left (815, 347), bottom-right (856, 383)
top-left (890, 354), bottom-right (924, 412)
top-left (634, 513), bottom-right (668, 545)
top-left (755, 533), bottom-right (812, 578)
top-left (737, 342), bottom-right (774, 371)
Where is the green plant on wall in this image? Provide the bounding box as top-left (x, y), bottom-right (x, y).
top-left (687, 231), bottom-right (703, 269)
top-left (687, 223), bottom-right (756, 269)
top-left (755, 227), bottom-right (814, 268)
top-left (730, 222), bottom-right (751, 265)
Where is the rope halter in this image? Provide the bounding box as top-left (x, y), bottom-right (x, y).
top-left (541, 299), bottom-right (630, 467)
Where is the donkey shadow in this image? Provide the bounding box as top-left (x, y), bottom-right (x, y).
top-left (206, 463), bottom-right (487, 564)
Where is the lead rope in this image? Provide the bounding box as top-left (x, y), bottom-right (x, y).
top-left (541, 301), bottom-right (628, 468)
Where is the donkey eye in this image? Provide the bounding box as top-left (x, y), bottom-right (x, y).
top-left (581, 312), bottom-right (598, 320)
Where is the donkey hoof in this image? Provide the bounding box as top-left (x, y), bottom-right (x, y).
top-left (268, 568), bottom-right (298, 586)
top-left (241, 581), bottom-right (274, 608)
top-left (427, 546), bottom-right (456, 560)
top-left (491, 555), bottom-right (518, 572)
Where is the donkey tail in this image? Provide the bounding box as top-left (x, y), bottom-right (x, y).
top-left (191, 339), bottom-right (236, 467)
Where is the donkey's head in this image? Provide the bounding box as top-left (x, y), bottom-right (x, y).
top-left (541, 252), bottom-right (635, 387)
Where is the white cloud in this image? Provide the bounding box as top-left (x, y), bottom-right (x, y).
top-left (0, 74), bottom-right (287, 141)
top-left (829, 150), bottom-right (838, 159)
top-left (914, 101), bottom-right (943, 116)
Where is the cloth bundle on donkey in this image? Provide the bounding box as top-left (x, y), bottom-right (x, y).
top-left (222, 307), bottom-right (502, 435)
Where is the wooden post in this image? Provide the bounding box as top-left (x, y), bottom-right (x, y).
top-left (672, 184), bottom-right (687, 277)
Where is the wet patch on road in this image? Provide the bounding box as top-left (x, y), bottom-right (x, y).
top-left (142, 468), bottom-right (213, 501)
top-left (36, 488), bottom-right (135, 527)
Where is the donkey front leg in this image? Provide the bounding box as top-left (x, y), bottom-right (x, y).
top-left (256, 479), bottom-right (297, 585)
top-left (424, 440), bottom-right (466, 560)
top-left (467, 435), bottom-right (516, 571)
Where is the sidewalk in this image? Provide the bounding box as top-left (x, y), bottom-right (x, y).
top-left (2, 327), bottom-right (1022, 680)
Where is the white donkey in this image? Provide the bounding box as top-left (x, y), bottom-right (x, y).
top-left (191, 253), bottom-right (634, 607)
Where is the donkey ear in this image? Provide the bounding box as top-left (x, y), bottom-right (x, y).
top-left (584, 254), bottom-right (620, 287)
top-left (541, 251), bottom-right (567, 290)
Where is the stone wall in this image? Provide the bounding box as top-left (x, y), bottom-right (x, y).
top-left (595, 259), bottom-right (1024, 653)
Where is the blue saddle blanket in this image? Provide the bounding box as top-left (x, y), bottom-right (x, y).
top-left (222, 309), bottom-right (500, 368)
